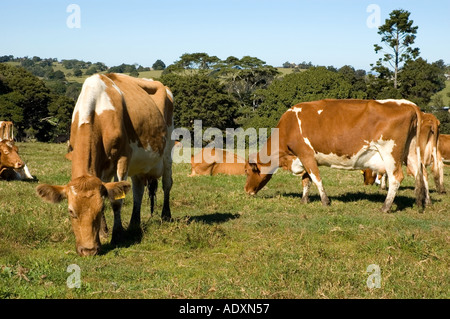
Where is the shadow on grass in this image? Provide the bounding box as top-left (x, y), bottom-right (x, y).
top-left (274, 191), bottom-right (423, 212)
top-left (99, 212), bottom-right (240, 255)
top-left (99, 227), bottom-right (144, 256)
top-left (186, 212), bottom-right (241, 225)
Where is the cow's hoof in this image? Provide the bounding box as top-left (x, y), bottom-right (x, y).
top-left (110, 227), bottom-right (125, 246)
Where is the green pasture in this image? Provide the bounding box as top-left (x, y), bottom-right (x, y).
top-left (0, 143), bottom-right (448, 299)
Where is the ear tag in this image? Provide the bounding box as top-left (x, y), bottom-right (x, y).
top-left (114, 191), bottom-right (126, 200)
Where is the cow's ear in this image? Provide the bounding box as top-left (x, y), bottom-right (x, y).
top-left (36, 184), bottom-right (67, 203)
top-left (104, 181), bottom-right (132, 201)
top-left (249, 162), bottom-right (260, 173)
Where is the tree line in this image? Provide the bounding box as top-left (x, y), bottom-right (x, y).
top-left (0, 9), bottom-right (449, 141)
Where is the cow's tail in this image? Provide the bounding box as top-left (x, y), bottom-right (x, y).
top-left (147, 178), bottom-right (158, 216)
top-left (412, 105), bottom-right (426, 212)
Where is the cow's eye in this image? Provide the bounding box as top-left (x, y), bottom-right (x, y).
top-left (68, 208), bottom-right (78, 219)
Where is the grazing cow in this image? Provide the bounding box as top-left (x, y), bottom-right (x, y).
top-left (189, 148), bottom-right (246, 176)
top-left (244, 99), bottom-right (427, 213)
top-left (363, 113), bottom-right (445, 195)
top-left (0, 140), bottom-right (25, 177)
top-left (36, 73), bottom-right (174, 256)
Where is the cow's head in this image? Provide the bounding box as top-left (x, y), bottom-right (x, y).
top-left (244, 160), bottom-right (273, 196)
top-left (0, 140), bottom-right (24, 170)
top-left (362, 169), bottom-right (376, 185)
top-left (36, 175), bottom-right (131, 256)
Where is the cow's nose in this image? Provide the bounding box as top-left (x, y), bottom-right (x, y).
top-left (77, 246), bottom-right (99, 256)
top-left (15, 161), bottom-right (24, 169)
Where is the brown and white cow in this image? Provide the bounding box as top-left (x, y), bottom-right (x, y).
top-left (244, 99), bottom-right (427, 213)
top-left (0, 140), bottom-right (25, 177)
top-left (363, 112), bottom-right (445, 195)
top-left (36, 73), bottom-right (174, 256)
top-left (189, 148), bottom-right (246, 176)
top-left (437, 134), bottom-right (450, 164)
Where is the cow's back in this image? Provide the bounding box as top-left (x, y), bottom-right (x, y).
top-left (191, 148), bottom-right (245, 176)
top-left (69, 73), bottom-right (173, 178)
top-left (284, 99), bottom-right (418, 158)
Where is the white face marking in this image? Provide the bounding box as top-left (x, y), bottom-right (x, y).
top-left (317, 110), bottom-right (323, 115)
top-left (70, 186), bottom-right (78, 196)
top-left (72, 75), bottom-right (116, 127)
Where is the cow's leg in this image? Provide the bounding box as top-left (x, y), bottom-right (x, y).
top-left (301, 173), bottom-right (312, 204)
top-left (309, 171), bottom-right (330, 206)
top-left (380, 173), bottom-right (387, 190)
top-left (296, 150), bottom-right (330, 206)
top-left (129, 174), bottom-right (145, 231)
top-left (432, 150), bottom-right (446, 194)
top-left (110, 157), bottom-right (128, 245)
top-left (161, 156), bottom-right (173, 221)
top-left (99, 213), bottom-right (108, 241)
top-left (381, 166), bottom-right (403, 213)
top-left (110, 198), bottom-right (125, 245)
top-left (406, 151), bottom-right (431, 207)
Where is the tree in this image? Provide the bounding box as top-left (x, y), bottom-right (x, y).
top-left (47, 94), bottom-right (75, 141)
top-left (0, 63), bottom-right (52, 140)
top-left (165, 53), bottom-right (221, 74)
top-left (373, 9), bottom-right (419, 88)
top-left (160, 73), bottom-right (238, 132)
top-left (247, 67), bottom-right (366, 129)
top-left (398, 58), bottom-right (446, 107)
top-left (152, 59), bottom-right (166, 70)
top-left (73, 68), bottom-right (83, 77)
top-left (214, 56), bottom-right (280, 111)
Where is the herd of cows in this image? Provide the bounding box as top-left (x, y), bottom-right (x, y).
top-left (1, 73), bottom-right (449, 256)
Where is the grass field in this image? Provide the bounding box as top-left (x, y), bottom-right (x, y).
top-left (0, 142), bottom-right (449, 299)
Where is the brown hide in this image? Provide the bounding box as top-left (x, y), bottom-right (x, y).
top-left (190, 148), bottom-right (246, 176)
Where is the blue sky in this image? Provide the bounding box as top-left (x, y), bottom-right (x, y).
top-left (1, 0), bottom-right (449, 70)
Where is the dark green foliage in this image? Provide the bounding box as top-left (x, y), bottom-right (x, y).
top-left (0, 63), bottom-right (74, 142)
top-left (152, 59), bottom-right (166, 70)
top-left (160, 72), bottom-right (239, 132)
top-left (398, 58), bottom-right (447, 107)
top-left (244, 67), bottom-right (367, 130)
top-left (373, 9), bottom-right (419, 88)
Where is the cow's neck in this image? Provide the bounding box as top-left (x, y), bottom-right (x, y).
top-left (255, 133), bottom-right (282, 174)
top-left (256, 126), bottom-right (293, 174)
top-left (71, 124), bottom-right (100, 179)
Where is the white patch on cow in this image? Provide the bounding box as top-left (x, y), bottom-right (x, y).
top-left (287, 108), bottom-right (303, 135)
top-left (142, 78), bottom-right (154, 82)
top-left (376, 99), bottom-right (416, 106)
top-left (308, 172), bottom-right (326, 199)
top-left (291, 157), bottom-right (304, 175)
top-left (70, 186), bottom-right (78, 196)
top-left (111, 82), bottom-right (122, 94)
top-left (314, 137), bottom-right (396, 174)
top-left (317, 109), bottom-right (323, 115)
top-left (72, 75), bottom-right (116, 127)
top-left (303, 137), bottom-right (314, 151)
top-left (166, 87), bottom-right (174, 101)
top-left (128, 142), bottom-right (163, 177)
